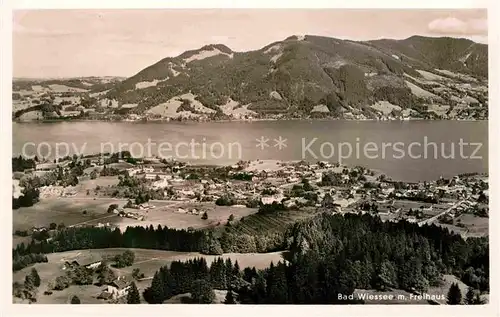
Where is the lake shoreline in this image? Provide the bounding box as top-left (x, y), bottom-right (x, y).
top-left (13, 117), bottom-right (487, 124)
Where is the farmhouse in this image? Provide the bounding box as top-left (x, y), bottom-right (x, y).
top-left (138, 202), bottom-right (155, 210)
top-left (145, 172), bottom-right (171, 180)
top-left (62, 260), bottom-right (81, 270)
top-left (152, 178), bottom-right (169, 189)
top-left (143, 167), bottom-right (154, 173)
top-left (105, 277), bottom-right (132, 299)
top-left (83, 260), bottom-right (103, 270)
top-left (31, 226), bottom-right (47, 232)
top-left (261, 194), bottom-right (284, 205)
top-left (35, 162), bottom-right (57, 171)
top-left (126, 167), bottom-right (142, 176)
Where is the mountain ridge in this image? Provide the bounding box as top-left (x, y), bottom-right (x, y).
top-left (102, 35), bottom-right (486, 117)
top-left (12, 35), bottom-right (488, 121)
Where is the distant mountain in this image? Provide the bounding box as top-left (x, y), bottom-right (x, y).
top-left (101, 35), bottom-right (487, 117)
top-left (12, 36), bottom-right (488, 121)
top-left (12, 76), bottom-right (126, 93)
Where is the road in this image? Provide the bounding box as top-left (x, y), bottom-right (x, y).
top-left (418, 200), bottom-right (465, 226)
top-left (68, 214), bottom-right (117, 228)
top-left (61, 197), bottom-right (186, 228)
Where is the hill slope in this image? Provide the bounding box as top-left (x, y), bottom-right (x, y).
top-left (12, 35), bottom-right (488, 121)
top-left (104, 35), bottom-right (487, 119)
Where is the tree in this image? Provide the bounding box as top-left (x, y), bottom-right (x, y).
top-left (24, 274), bottom-right (36, 291)
top-left (122, 250), bottom-right (135, 266)
top-left (266, 262), bottom-right (289, 303)
top-left (30, 268), bottom-right (41, 287)
top-left (228, 214), bottom-right (235, 222)
top-left (70, 266), bottom-right (93, 285)
top-left (54, 275), bottom-right (70, 290)
top-left (132, 268), bottom-right (145, 280)
top-left (473, 293), bottom-right (484, 305)
top-left (127, 282), bottom-right (141, 304)
top-left (191, 279), bottom-right (215, 304)
top-left (201, 212), bottom-right (208, 220)
top-left (114, 250), bottom-right (135, 268)
top-left (70, 295), bottom-right (81, 304)
top-left (447, 283), bottom-right (462, 305)
top-left (322, 193), bottom-right (335, 208)
top-left (49, 223), bottom-right (57, 230)
top-left (376, 260), bottom-right (397, 290)
top-left (98, 264), bottom-right (116, 285)
top-left (143, 271), bottom-right (165, 304)
top-left (107, 204), bottom-right (119, 213)
top-left (224, 286), bottom-right (236, 304)
top-left (465, 287), bottom-right (475, 305)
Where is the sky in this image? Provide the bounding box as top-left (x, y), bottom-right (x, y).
top-left (13, 9), bottom-right (488, 78)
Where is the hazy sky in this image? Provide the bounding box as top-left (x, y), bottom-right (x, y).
top-left (13, 9), bottom-right (488, 78)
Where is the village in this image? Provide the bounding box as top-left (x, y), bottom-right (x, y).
top-left (12, 153), bottom-right (489, 304)
top-left (14, 151), bottom-right (489, 241)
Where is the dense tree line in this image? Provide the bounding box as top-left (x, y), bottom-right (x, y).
top-left (142, 255), bottom-right (364, 304)
top-left (140, 213), bottom-right (488, 304)
top-left (13, 225), bottom-right (208, 257)
top-left (12, 156), bottom-right (36, 172)
top-left (13, 253), bottom-right (48, 271)
top-left (230, 172), bottom-right (253, 181)
top-left (13, 268), bottom-right (41, 303)
top-left (215, 195), bottom-right (237, 206)
top-left (143, 257), bottom-right (241, 303)
top-left (12, 186), bottom-right (40, 209)
top-left (12, 213), bottom-right (489, 295)
top-left (99, 165), bottom-right (123, 176)
top-left (102, 151), bottom-right (133, 164)
top-left (285, 213), bottom-right (489, 292)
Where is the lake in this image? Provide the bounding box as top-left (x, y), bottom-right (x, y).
top-left (12, 120), bottom-right (488, 182)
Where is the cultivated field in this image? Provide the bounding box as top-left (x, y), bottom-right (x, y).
top-left (13, 191), bottom-right (259, 233)
top-left (115, 202), bottom-right (259, 231)
top-left (74, 176), bottom-right (120, 197)
top-left (227, 208), bottom-right (319, 235)
top-left (455, 214), bottom-right (489, 237)
top-left (13, 248), bottom-right (284, 304)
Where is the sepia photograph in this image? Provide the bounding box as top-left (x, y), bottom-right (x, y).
top-left (5, 3), bottom-right (493, 314)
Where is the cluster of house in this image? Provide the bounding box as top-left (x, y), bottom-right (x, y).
top-left (110, 206), bottom-right (147, 221)
top-left (63, 259), bottom-right (102, 271)
top-left (61, 259), bottom-right (133, 300)
top-left (118, 211), bottom-right (145, 221)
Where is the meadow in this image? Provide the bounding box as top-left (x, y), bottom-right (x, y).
top-left (13, 248), bottom-right (284, 304)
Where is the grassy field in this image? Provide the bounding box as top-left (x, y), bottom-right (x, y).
top-left (13, 195), bottom-right (259, 234)
top-left (13, 248), bottom-right (284, 304)
top-left (115, 202), bottom-right (259, 231)
top-left (74, 176), bottom-right (120, 197)
top-left (437, 213), bottom-right (489, 238)
top-left (13, 197), bottom-right (127, 231)
top-left (455, 214), bottom-right (489, 237)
